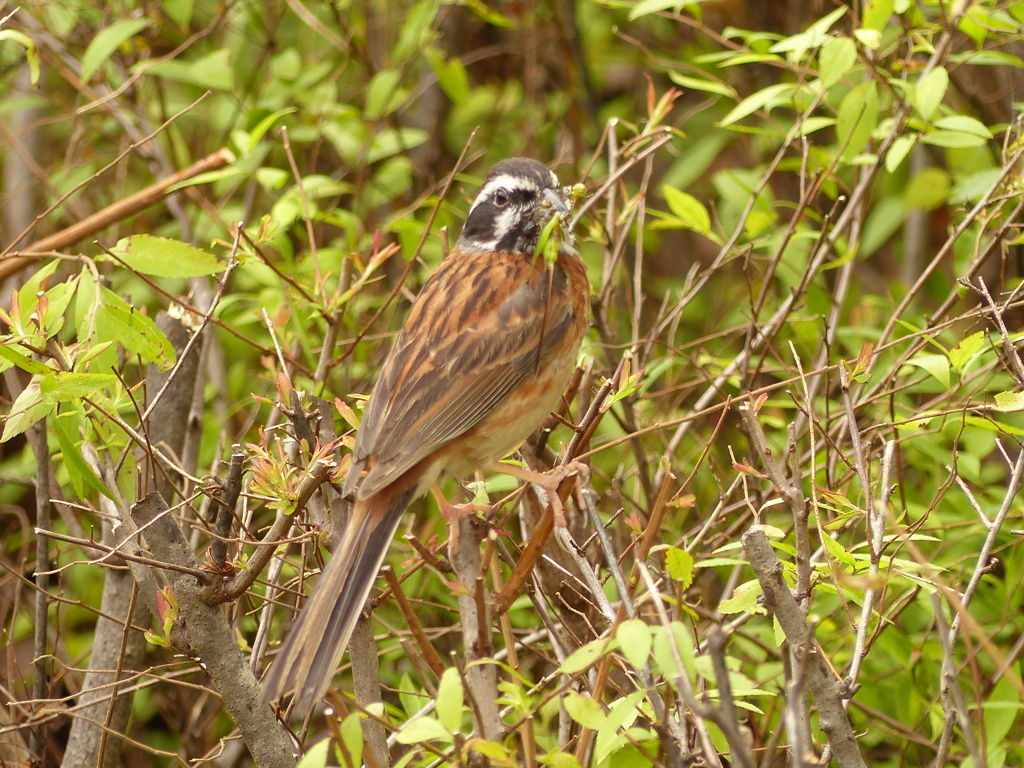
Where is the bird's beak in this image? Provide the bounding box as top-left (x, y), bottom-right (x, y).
top-left (541, 187), bottom-right (570, 217)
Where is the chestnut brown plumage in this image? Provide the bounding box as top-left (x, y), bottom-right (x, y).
top-left (262, 158), bottom-right (589, 713)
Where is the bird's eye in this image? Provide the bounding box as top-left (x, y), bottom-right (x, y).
top-left (493, 189), bottom-right (510, 207)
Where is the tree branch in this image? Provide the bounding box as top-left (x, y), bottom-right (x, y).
top-left (131, 493), bottom-right (295, 767)
top-left (741, 527), bottom-right (866, 768)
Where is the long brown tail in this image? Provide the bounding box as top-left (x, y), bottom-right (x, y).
top-left (261, 487), bottom-right (413, 714)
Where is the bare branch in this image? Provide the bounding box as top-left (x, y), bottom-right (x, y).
top-left (130, 493), bottom-right (295, 767)
top-left (742, 527), bottom-right (866, 768)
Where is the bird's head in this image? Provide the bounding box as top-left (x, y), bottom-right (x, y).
top-left (457, 157), bottom-right (575, 257)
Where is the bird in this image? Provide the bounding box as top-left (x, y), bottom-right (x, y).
top-left (262, 157), bottom-right (590, 713)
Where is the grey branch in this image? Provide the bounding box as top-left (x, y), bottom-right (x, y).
top-left (742, 527), bottom-right (866, 768)
top-left (131, 492), bottom-right (295, 768)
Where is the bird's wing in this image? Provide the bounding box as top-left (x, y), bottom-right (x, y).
top-left (345, 250), bottom-right (576, 498)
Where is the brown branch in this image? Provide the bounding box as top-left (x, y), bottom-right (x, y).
top-left (60, 557), bottom-right (147, 768)
top-left (382, 567), bottom-right (445, 677)
top-left (1, 148), bottom-right (233, 278)
top-left (707, 627), bottom-right (756, 768)
top-left (209, 445), bottom-right (245, 570)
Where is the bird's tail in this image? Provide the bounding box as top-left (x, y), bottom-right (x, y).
top-left (261, 487), bottom-right (413, 714)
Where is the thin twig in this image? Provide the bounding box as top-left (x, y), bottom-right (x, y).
top-left (28, 418), bottom-right (51, 760)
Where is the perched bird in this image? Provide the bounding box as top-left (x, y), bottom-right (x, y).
top-left (262, 157), bottom-right (590, 713)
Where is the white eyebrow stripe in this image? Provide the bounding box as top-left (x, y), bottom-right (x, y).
top-left (468, 174), bottom-right (542, 215)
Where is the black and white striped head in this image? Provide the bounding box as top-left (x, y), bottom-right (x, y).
top-left (456, 158), bottom-right (573, 256)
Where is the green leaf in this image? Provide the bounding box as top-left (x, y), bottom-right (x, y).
top-left (819, 36), bottom-right (857, 88)
top-left (457, 0), bottom-right (514, 27)
top-left (558, 638), bottom-right (612, 674)
top-left (862, 0), bottom-right (895, 31)
top-left (563, 691), bottom-right (606, 730)
top-left (921, 130), bottom-right (989, 149)
top-left (913, 67), bottom-right (948, 121)
top-left (0, 29), bottom-right (41, 85)
top-left (398, 673), bottom-right (430, 722)
top-left (162, 0), bottom-right (195, 27)
top-left (80, 18), bottom-right (150, 83)
top-left (391, 2), bottom-right (436, 60)
top-left (719, 83), bottom-right (798, 126)
top-left (36, 276), bottom-right (77, 339)
top-left (903, 352), bottom-right (950, 389)
top-left (295, 738), bottom-right (330, 768)
top-left (821, 530), bottom-right (857, 569)
top-left (993, 391), bottom-right (1024, 412)
top-left (143, 48), bottom-right (234, 91)
top-left (0, 343), bottom-right (53, 376)
top-left (894, 411), bottom-right (941, 430)
top-left (466, 739), bottom-right (510, 761)
top-left (39, 372), bottom-right (117, 401)
top-left (18, 260), bottom-right (62, 326)
top-left (885, 134), bottom-right (916, 172)
top-left (594, 691), bottom-right (645, 763)
top-left (2, 378), bottom-right (53, 442)
top-left (953, 167), bottom-right (1003, 204)
top-left (933, 115), bottom-right (992, 139)
top-left (628, 0), bottom-right (688, 20)
top-left (616, 620), bottom-right (653, 670)
top-left (365, 69), bottom-right (405, 120)
top-left (652, 622), bottom-right (697, 683)
top-left (538, 749), bottom-right (582, 768)
top-left (236, 108), bottom-right (296, 156)
top-left (394, 716), bottom-right (453, 745)
top-left (366, 127), bottom-right (429, 163)
top-left (662, 186), bottom-right (711, 235)
top-left (718, 580), bottom-right (763, 614)
top-left (99, 293), bottom-right (176, 370)
top-left (435, 668), bottom-right (464, 734)
top-left (106, 235), bottom-right (223, 278)
top-left (425, 48), bottom-right (470, 105)
top-left (796, 116), bottom-right (836, 136)
top-left (984, 676), bottom-right (1023, 747)
top-left (338, 711), bottom-right (364, 768)
top-left (904, 167), bottom-right (950, 211)
top-left (53, 411), bottom-right (115, 501)
top-left (664, 546), bottom-right (695, 587)
top-left (667, 71), bottom-right (736, 99)
top-left (853, 28), bottom-right (882, 49)
top-left (948, 331), bottom-right (986, 375)
top-left (769, 7), bottom-right (848, 60)
top-left (836, 80), bottom-right (879, 160)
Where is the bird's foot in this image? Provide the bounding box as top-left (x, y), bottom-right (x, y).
top-left (495, 460), bottom-right (587, 527)
top-left (431, 484), bottom-right (492, 558)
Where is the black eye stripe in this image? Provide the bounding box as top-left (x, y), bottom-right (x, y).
top-left (491, 186), bottom-right (535, 207)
